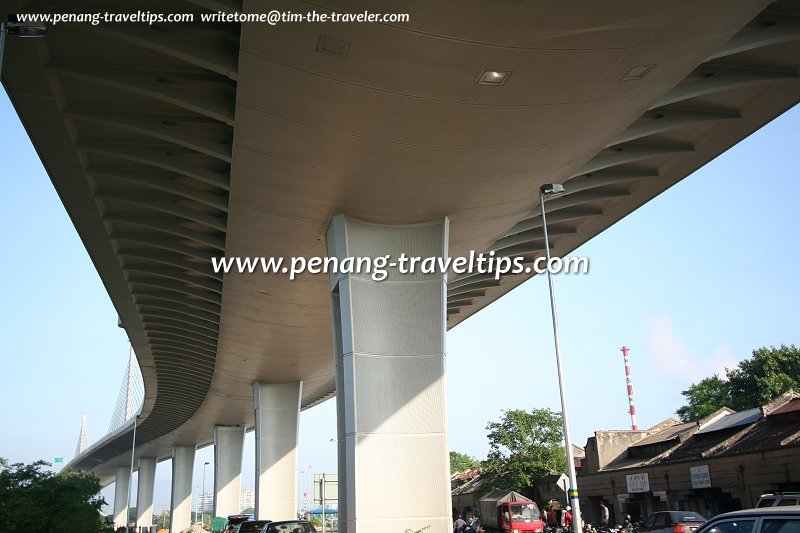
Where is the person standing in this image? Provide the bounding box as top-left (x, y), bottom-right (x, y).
top-left (600, 502), bottom-right (609, 529)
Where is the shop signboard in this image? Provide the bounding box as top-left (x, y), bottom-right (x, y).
top-left (690, 465), bottom-right (712, 488)
top-left (626, 473), bottom-right (650, 493)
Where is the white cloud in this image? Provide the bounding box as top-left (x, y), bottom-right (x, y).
top-left (707, 346), bottom-right (738, 378)
top-left (645, 315), bottom-right (736, 383)
top-left (646, 314), bottom-right (701, 380)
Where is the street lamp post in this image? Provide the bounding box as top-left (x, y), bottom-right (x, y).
top-left (202, 461), bottom-right (210, 526)
top-left (539, 183), bottom-right (583, 533)
top-left (195, 486), bottom-right (200, 524)
top-left (321, 473), bottom-right (326, 533)
top-left (307, 466), bottom-right (313, 514)
top-left (127, 415), bottom-right (141, 530)
top-left (329, 438), bottom-right (336, 472)
top-left (300, 470), bottom-right (305, 513)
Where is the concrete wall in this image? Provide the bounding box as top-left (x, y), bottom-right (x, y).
top-left (583, 431), bottom-right (650, 474)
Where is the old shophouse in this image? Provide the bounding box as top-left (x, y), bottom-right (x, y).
top-left (576, 391), bottom-right (800, 525)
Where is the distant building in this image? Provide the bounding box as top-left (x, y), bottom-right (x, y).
top-left (199, 491), bottom-right (213, 513)
top-left (199, 489), bottom-right (256, 514)
top-left (451, 466), bottom-right (484, 517)
top-left (577, 391), bottom-right (800, 525)
top-left (240, 489), bottom-right (255, 512)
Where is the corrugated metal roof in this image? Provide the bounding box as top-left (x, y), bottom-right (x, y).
top-left (653, 427), bottom-right (741, 462)
top-left (632, 422), bottom-right (696, 447)
top-left (725, 419), bottom-right (800, 454)
top-left (600, 455), bottom-right (657, 471)
top-left (695, 407), bottom-right (762, 434)
top-left (453, 475), bottom-right (485, 495)
top-left (771, 398), bottom-right (800, 416)
top-left (481, 490), bottom-right (529, 502)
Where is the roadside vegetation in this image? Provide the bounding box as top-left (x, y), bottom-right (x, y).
top-left (0, 457), bottom-right (113, 532)
top-left (677, 344), bottom-right (800, 421)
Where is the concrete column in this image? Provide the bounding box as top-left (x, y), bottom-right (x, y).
top-left (170, 445), bottom-right (195, 533)
top-left (254, 382), bottom-right (302, 520)
top-left (326, 214), bottom-right (453, 533)
top-left (214, 425), bottom-right (246, 517)
top-left (136, 457), bottom-right (157, 527)
top-left (113, 465), bottom-right (130, 528)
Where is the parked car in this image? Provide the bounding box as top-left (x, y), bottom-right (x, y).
top-left (239, 520), bottom-right (272, 533)
top-left (694, 505), bottom-right (800, 533)
top-left (262, 520), bottom-right (318, 533)
top-left (638, 511), bottom-right (707, 533)
top-left (757, 494), bottom-right (800, 508)
top-left (225, 515), bottom-right (257, 532)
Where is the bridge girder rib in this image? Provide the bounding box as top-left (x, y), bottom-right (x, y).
top-left (125, 265), bottom-right (222, 293)
top-left (120, 250), bottom-right (225, 279)
top-left (135, 304), bottom-right (221, 328)
top-left (67, 110), bottom-right (233, 162)
top-left (74, 25), bottom-right (240, 80)
top-left (97, 192), bottom-right (227, 231)
top-left (91, 167), bottom-right (229, 210)
top-left (653, 65), bottom-right (799, 109)
top-left (113, 234), bottom-right (218, 263)
top-left (709, 15), bottom-right (800, 60)
top-left (47, 63), bottom-right (236, 126)
top-left (78, 141), bottom-right (230, 189)
top-left (107, 215), bottom-right (225, 249)
top-left (146, 332), bottom-right (220, 351)
top-left (142, 323), bottom-right (220, 342)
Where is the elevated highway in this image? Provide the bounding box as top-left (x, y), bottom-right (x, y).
top-left (2, 0), bottom-right (799, 530)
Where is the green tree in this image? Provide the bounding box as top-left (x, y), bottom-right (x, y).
top-left (728, 345), bottom-right (800, 407)
top-left (450, 451), bottom-right (478, 474)
top-left (676, 375), bottom-right (731, 422)
top-left (677, 345), bottom-right (800, 421)
top-left (480, 408), bottom-right (567, 493)
top-left (154, 507), bottom-right (170, 529)
top-left (0, 459), bottom-right (113, 532)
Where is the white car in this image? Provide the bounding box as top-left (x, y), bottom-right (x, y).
top-left (757, 494), bottom-right (800, 508)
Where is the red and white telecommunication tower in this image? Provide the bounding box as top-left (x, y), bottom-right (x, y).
top-left (621, 345), bottom-right (638, 430)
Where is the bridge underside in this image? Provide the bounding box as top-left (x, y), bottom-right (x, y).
top-left (2, 0), bottom-right (799, 485)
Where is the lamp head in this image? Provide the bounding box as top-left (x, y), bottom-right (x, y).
top-left (5, 22), bottom-right (48, 37)
top-left (540, 183), bottom-right (566, 197)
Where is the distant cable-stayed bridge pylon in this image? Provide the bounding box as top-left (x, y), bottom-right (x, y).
top-left (75, 410), bottom-right (88, 456)
top-left (108, 347), bottom-right (144, 433)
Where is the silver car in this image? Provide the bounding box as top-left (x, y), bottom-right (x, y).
top-left (694, 505), bottom-right (800, 533)
top-left (638, 511), bottom-right (707, 533)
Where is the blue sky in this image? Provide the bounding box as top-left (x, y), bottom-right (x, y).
top-left (1, 84), bottom-right (797, 513)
